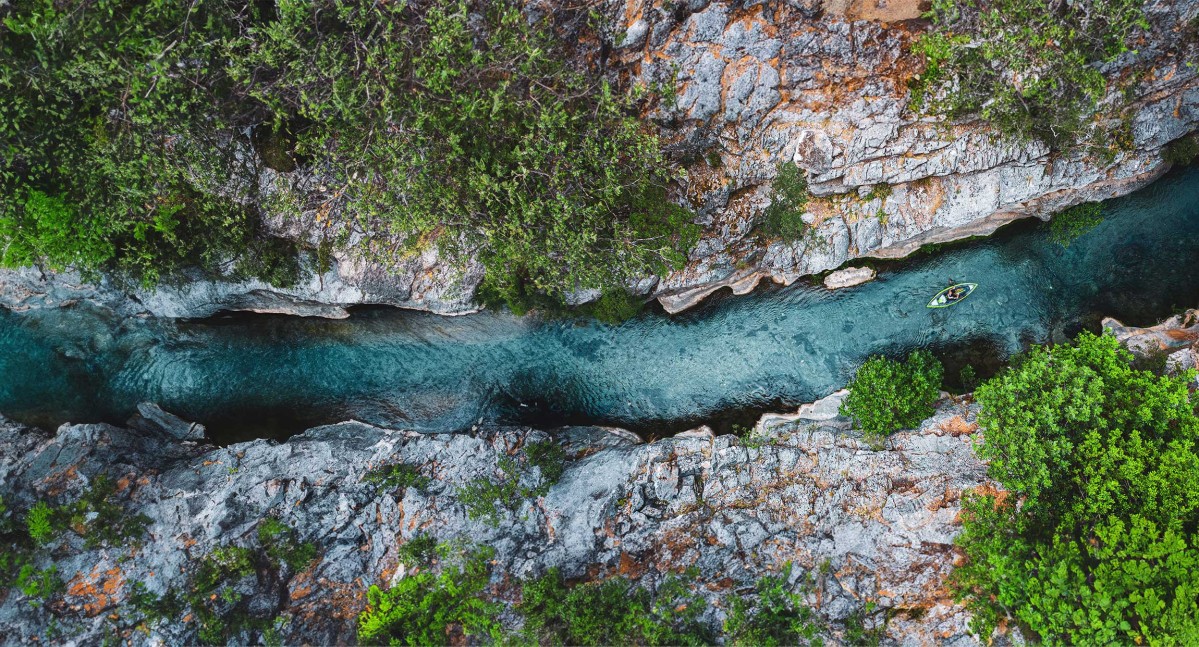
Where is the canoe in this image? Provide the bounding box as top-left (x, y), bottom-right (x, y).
top-left (927, 283), bottom-right (978, 308)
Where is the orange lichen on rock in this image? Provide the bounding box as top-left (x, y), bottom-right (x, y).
top-left (937, 415), bottom-right (979, 437)
top-left (65, 565), bottom-right (125, 617)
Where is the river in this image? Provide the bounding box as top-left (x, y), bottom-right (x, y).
top-left (3, 167), bottom-right (1198, 442)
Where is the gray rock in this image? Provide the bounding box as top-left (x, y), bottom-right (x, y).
top-left (128, 402), bottom-right (206, 441)
top-left (824, 266), bottom-right (877, 289)
top-left (0, 401), bottom-right (992, 645)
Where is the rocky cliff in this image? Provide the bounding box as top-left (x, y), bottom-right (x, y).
top-left (3, 0), bottom-right (1195, 319)
top-left (0, 398), bottom-right (991, 645)
top-left (611, 0), bottom-right (1199, 312)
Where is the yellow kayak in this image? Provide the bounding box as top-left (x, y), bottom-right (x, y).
top-left (927, 283), bottom-right (977, 308)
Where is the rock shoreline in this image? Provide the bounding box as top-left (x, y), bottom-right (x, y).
top-left (0, 398), bottom-right (992, 645)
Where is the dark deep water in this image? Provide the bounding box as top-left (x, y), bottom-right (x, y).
top-left (3, 167), bottom-right (1199, 442)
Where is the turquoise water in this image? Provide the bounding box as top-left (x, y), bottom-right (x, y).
top-left (3, 168), bottom-right (1199, 440)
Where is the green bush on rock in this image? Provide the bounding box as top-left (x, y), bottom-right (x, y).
top-left (952, 331), bottom-right (1199, 643)
top-left (723, 563), bottom-right (823, 647)
top-left (240, 0), bottom-right (698, 309)
top-left (909, 0), bottom-right (1148, 150)
top-left (357, 542), bottom-right (502, 645)
top-left (519, 567), bottom-right (711, 646)
top-left (0, 0), bottom-right (305, 287)
top-left (757, 162), bottom-right (811, 241)
top-left (840, 350), bottom-right (944, 441)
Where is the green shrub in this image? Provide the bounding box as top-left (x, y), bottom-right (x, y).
top-left (16, 564), bottom-right (61, 607)
top-left (909, 0), bottom-right (1148, 150)
top-left (180, 522), bottom-right (316, 644)
top-left (589, 289), bottom-right (646, 325)
top-left (1047, 202), bottom-right (1104, 248)
top-left (1165, 135), bottom-right (1199, 166)
top-left (357, 542), bottom-right (502, 645)
top-left (25, 501), bottom-right (56, 546)
top-left (520, 567), bottom-right (711, 646)
top-left (458, 457), bottom-right (527, 526)
top-left (840, 350), bottom-right (944, 441)
top-left (952, 331), bottom-right (1199, 643)
top-left (0, 0), bottom-right (302, 287)
top-left (363, 463), bottom-right (432, 493)
top-left (458, 441), bottom-right (567, 525)
top-left (525, 440), bottom-right (566, 489)
top-left (59, 475), bottom-right (152, 549)
top-left (758, 162), bottom-right (810, 241)
top-left (723, 564), bottom-right (822, 647)
top-left (396, 534), bottom-right (439, 566)
top-left (257, 519), bottom-right (318, 573)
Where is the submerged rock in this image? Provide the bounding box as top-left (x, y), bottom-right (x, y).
top-left (0, 402), bottom-right (992, 644)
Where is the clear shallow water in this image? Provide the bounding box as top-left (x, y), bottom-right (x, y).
top-left (3, 168), bottom-right (1199, 441)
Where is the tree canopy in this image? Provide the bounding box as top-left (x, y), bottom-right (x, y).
top-left (0, 0), bottom-right (696, 306)
top-left (953, 332), bottom-right (1199, 643)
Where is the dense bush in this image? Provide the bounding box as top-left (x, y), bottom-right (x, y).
top-left (909, 0), bottom-right (1148, 150)
top-left (952, 332), bottom-right (1199, 643)
top-left (363, 463), bottom-right (431, 493)
top-left (0, 0), bottom-right (304, 286)
top-left (457, 440), bottom-right (567, 525)
top-left (520, 567), bottom-right (711, 646)
top-left (1047, 202), bottom-right (1105, 248)
top-left (357, 542), bottom-right (502, 645)
top-left (1, 0), bottom-right (697, 306)
top-left (839, 350), bottom-right (944, 441)
top-left (723, 564), bottom-right (823, 647)
top-left (757, 162), bottom-right (810, 241)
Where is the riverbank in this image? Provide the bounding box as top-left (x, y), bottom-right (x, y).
top-left (2, 1), bottom-right (1195, 320)
top-left (0, 397), bottom-right (990, 645)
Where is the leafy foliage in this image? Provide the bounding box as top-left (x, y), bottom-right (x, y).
top-left (952, 332), bottom-right (1199, 643)
top-left (363, 463), bottom-right (432, 493)
top-left (0, 0), bottom-right (303, 286)
top-left (457, 440), bottom-right (567, 525)
top-left (590, 289), bottom-right (646, 325)
top-left (257, 518), bottom-right (318, 573)
top-left (172, 519), bottom-right (317, 644)
top-left (60, 475), bottom-right (153, 549)
top-left (1047, 202), bottom-right (1105, 248)
top-left (909, 0), bottom-right (1148, 150)
top-left (234, 0), bottom-right (697, 307)
top-left (24, 501), bottom-right (55, 546)
top-left (18, 476), bottom-right (150, 549)
top-left (16, 564), bottom-right (62, 607)
top-left (840, 350), bottom-right (944, 441)
top-left (758, 162), bottom-right (810, 241)
top-left (519, 567), bottom-right (711, 646)
top-left (0, 0), bottom-right (696, 307)
top-left (525, 440), bottom-right (567, 486)
top-left (723, 564), bottom-right (823, 647)
top-left (357, 542), bottom-right (502, 645)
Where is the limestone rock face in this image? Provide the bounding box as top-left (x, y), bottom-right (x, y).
top-left (611, 0), bottom-right (1199, 311)
top-left (0, 403), bottom-right (991, 644)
